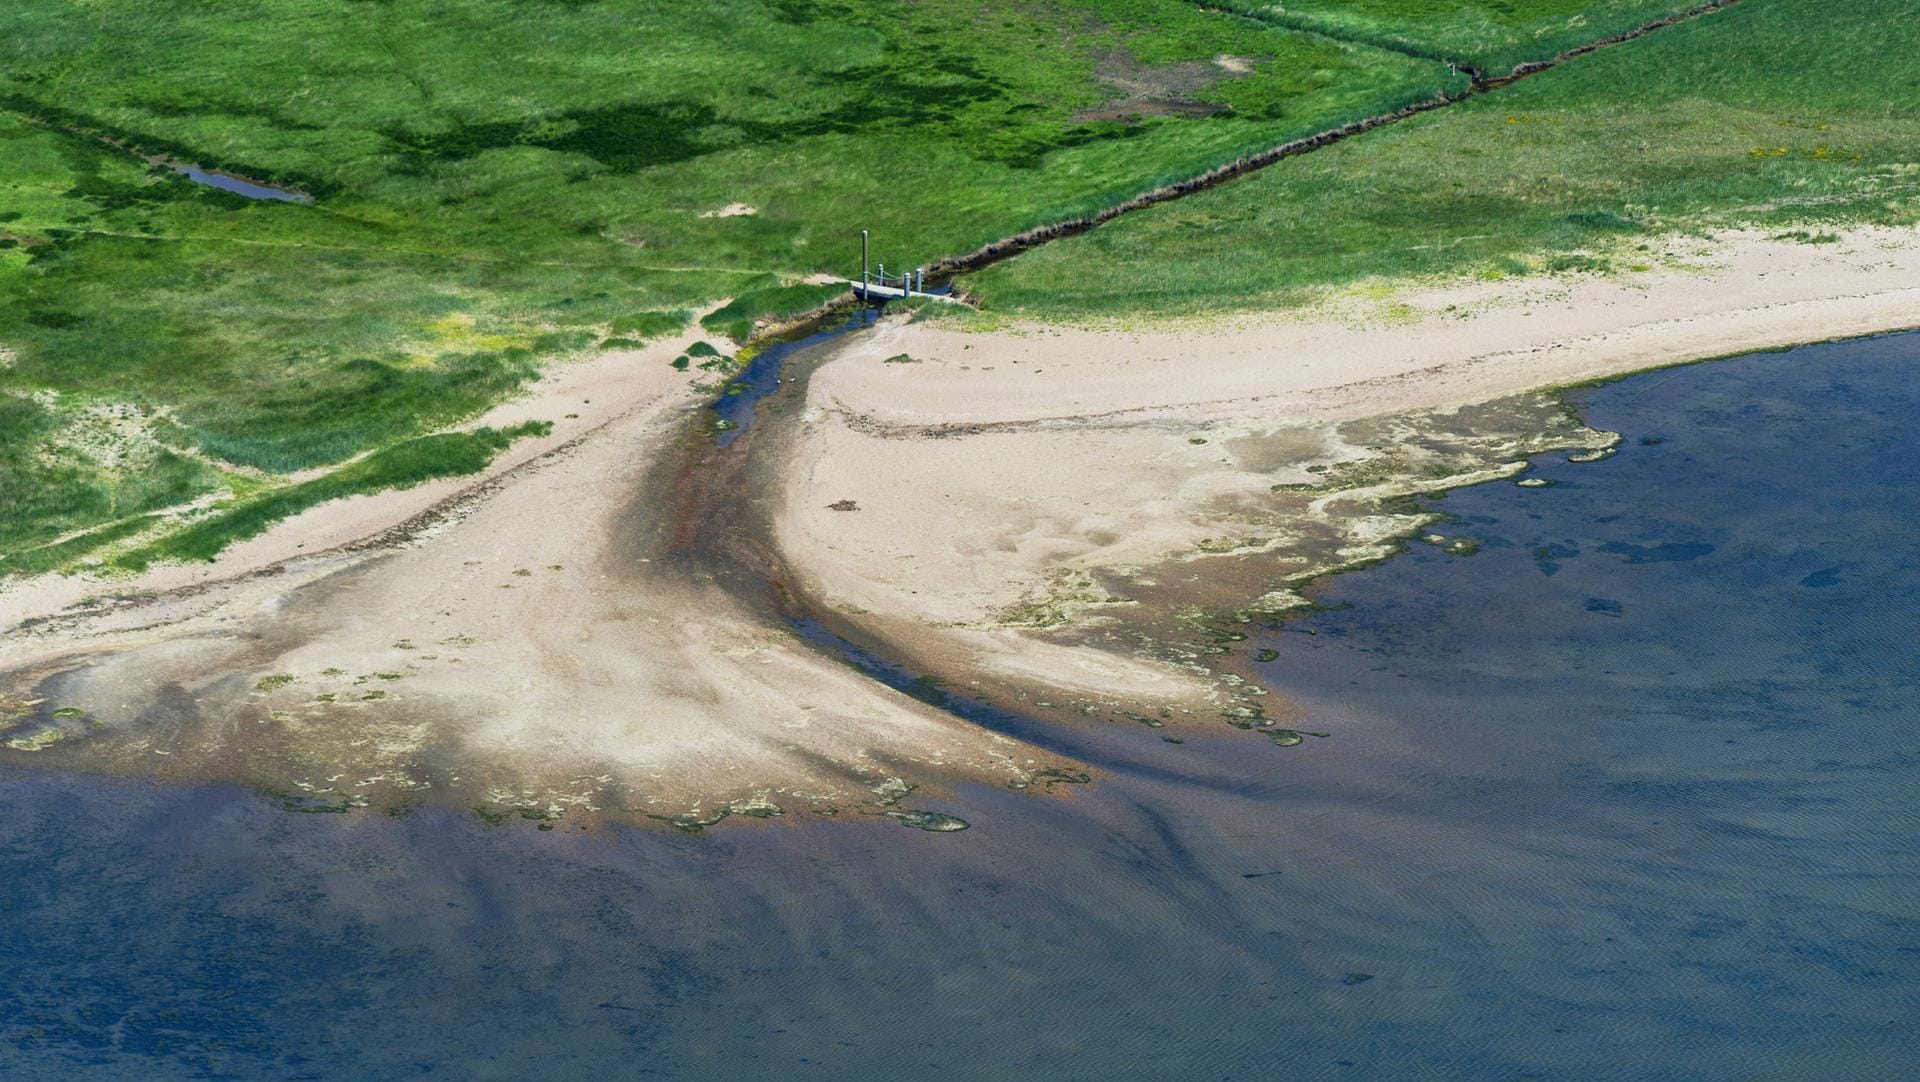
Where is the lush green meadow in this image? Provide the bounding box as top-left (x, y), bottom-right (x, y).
top-left (1203, 0), bottom-right (1709, 75)
top-left (0, 0), bottom-right (1462, 572)
top-left (970, 0), bottom-right (1920, 317)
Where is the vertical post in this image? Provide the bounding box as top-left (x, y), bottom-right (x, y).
top-left (860, 229), bottom-right (869, 302)
top-left (878, 263), bottom-right (886, 293)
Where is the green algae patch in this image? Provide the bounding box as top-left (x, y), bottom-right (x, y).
top-left (1008, 767), bottom-right (1093, 791)
top-left (867, 776), bottom-right (923, 808)
top-left (1196, 536), bottom-right (1269, 555)
top-left (5, 728), bottom-right (67, 752)
top-left (886, 810), bottom-right (970, 832)
top-left (648, 808), bottom-right (731, 834)
top-left (274, 792), bottom-right (358, 814)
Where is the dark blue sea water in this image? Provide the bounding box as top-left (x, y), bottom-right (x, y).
top-left (4, 334), bottom-right (1916, 1080)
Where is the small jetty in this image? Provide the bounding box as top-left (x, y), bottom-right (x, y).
top-left (850, 228), bottom-right (964, 304)
top-left (848, 278), bottom-right (962, 303)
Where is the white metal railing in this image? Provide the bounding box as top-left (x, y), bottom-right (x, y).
top-left (858, 230), bottom-right (929, 297)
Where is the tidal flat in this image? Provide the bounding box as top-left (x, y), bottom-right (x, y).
top-left (3, 332), bottom-right (1915, 1079)
top-left (9, 228), bottom-right (1916, 821)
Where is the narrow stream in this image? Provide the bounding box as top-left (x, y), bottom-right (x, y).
top-left (709, 308), bottom-right (869, 447)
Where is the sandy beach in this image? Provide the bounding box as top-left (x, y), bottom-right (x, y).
top-left (4, 226), bottom-right (1917, 820)
top-left (776, 227), bottom-right (1920, 725)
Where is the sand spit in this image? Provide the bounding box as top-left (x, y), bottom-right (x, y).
top-left (3, 227), bottom-right (1917, 822)
top-left (0, 328), bottom-right (1075, 825)
top-left (775, 228), bottom-right (1920, 730)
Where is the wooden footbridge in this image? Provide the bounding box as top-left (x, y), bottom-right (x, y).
top-left (848, 229), bottom-right (965, 304)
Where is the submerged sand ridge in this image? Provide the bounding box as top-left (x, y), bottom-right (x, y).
top-left (4, 227), bottom-right (1919, 822)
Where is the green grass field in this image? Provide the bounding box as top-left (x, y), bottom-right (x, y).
top-left (1202, 0), bottom-right (1709, 75)
top-left (969, 0), bottom-right (1920, 318)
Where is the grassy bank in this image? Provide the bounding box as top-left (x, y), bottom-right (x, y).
top-left (115, 422), bottom-right (552, 570)
top-left (1201, 0), bottom-right (1710, 75)
top-left (0, 422), bottom-right (550, 577)
top-left (969, 0), bottom-right (1920, 318)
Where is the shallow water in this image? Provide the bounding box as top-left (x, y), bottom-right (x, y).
top-left (710, 310), bottom-right (867, 447)
top-left (171, 164), bottom-right (310, 203)
top-left (711, 292), bottom-right (952, 445)
top-left (4, 334), bottom-right (1916, 1079)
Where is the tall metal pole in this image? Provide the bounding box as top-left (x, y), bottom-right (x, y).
top-left (860, 229), bottom-right (869, 302)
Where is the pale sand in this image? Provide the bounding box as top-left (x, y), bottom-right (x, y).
top-left (4, 226), bottom-right (1917, 817)
top-left (775, 228), bottom-right (1920, 717)
top-left (0, 321), bottom-right (1062, 818)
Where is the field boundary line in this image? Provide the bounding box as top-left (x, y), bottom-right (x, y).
top-left (926, 0), bottom-right (1745, 285)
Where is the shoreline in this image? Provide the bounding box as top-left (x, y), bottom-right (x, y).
top-left (3, 225), bottom-right (1917, 824)
top-left (771, 226), bottom-right (1920, 734)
